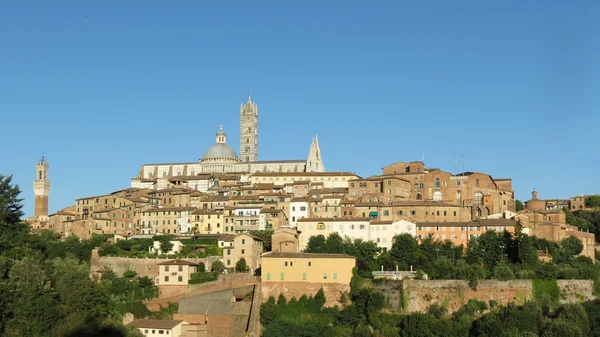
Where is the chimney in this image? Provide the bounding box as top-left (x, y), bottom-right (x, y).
top-left (532, 190), bottom-right (539, 200)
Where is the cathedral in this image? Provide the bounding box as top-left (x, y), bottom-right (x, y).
top-left (131, 95), bottom-right (324, 189)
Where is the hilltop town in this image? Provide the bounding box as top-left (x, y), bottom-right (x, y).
top-left (16, 96), bottom-right (600, 336)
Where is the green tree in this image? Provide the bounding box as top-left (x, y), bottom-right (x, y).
top-left (515, 200), bottom-right (525, 212)
top-left (235, 258), bottom-right (249, 272)
top-left (157, 237), bottom-right (173, 254)
top-left (0, 175), bottom-right (24, 225)
top-left (211, 260), bottom-right (225, 273)
top-left (249, 230), bottom-right (273, 251)
top-left (390, 234), bottom-right (418, 270)
top-left (561, 236), bottom-right (584, 258)
top-left (323, 232), bottom-right (346, 254)
top-left (585, 196), bottom-right (600, 209)
top-left (306, 235), bottom-right (326, 253)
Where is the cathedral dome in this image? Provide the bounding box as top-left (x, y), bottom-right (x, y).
top-left (200, 125), bottom-right (239, 162)
top-left (201, 143), bottom-right (239, 162)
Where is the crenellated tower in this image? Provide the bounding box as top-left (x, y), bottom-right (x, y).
top-left (33, 155), bottom-right (51, 218)
top-left (240, 93), bottom-right (258, 162)
top-left (306, 134), bottom-right (325, 172)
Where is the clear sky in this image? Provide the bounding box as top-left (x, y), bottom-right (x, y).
top-left (1, 0), bottom-right (599, 217)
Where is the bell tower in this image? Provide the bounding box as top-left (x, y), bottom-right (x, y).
top-left (240, 92), bottom-right (258, 162)
top-left (33, 155), bottom-right (51, 218)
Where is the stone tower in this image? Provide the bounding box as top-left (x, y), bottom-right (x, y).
top-left (306, 134), bottom-right (325, 172)
top-left (33, 155), bottom-right (51, 218)
top-left (240, 93), bottom-right (258, 162)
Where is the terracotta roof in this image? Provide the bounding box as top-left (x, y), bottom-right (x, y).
top-left (157, 259), bottom-right (199, 266)
top-left (191, 209), bottom-right (223, 215)
top-left (371, 220), bottom-right (393, 225)
top-left (262, 252), bottom-right (355, 259)
top-left (251, 172), bottom-right (358, 177)
top-left (141, 207), bottom-right (197, 213)
top-left (297, 217), bottom-right (370, 222)
top-left (260, 208), bottom-right (282, 214)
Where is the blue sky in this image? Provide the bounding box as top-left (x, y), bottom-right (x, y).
top-left (1, 0), bottom-right (599, 217)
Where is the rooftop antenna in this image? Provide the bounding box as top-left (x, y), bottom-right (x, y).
top-left (454, 156), bottom-right (457, 175)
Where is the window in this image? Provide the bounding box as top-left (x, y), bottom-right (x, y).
top-left (419, 183), bottom-right (424, 190)
top-left (227, 249), bottom-right (231, 255)
top-left (227, 259), bottom-right (231, 265)
top-left (307, 261), bottom-right (312, 266)
top-left (397, 210), bottom-right (403, 216)
top-left (300, 206), bottom-right (306, 211)
top-left (165, 266), bottom-right (169, 272)
top-left (165, 276), bottom-right (169, 282)
top-left (475, 178), bottom-right (480, 186)
top-left (284, 261), bottom-right (288, 266)
top-left (317, 223), bottom-right (325, 230)
top-left (178, 276), bottom-right (182, 282)
top-left (384, 210), bottom-right (389, 216)
top-left (280, 273), bottom-right (284, 280)
top-left (435, 178), bottom-right (440, 189)
top-left (433, 191), bottom-right (442, 202)
top-left (359, 224), bottom-right (365, 230)
top-left (178, 265), bottom-right (183, 272)
top-left (266, 272), bottom-right (271, 280)
top-left (474, 192), bottom-right (484, 206)
top-left (410, 210), bottom-right (416, 216)
top-left (334, 273), bottom-right (337, 280)
top-left (416, 194), bottom-right (422, 200)
top-left (453, 211), bottom-right (457, 216)
top-left (443, 211), bottom-right (447, 216)
top-left (242, 249), bottom-right (245, 254)
top-left (323, 273), bottom-right (327, 279)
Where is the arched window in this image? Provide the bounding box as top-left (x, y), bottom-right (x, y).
top-left (419, 183), bottom-right (424, 190)
top-left (474, 192), bottom-right (483, 206)
top-left (317, 223), bottom-right (325, 230)
top-left (416, 193), bottom-right (423, 200)
top-left (435, 178), bottom-right (441, 189)
top-left (476, 208), bottom-right (482, 217)
top-left (433, 191), bottom-right (442, 202)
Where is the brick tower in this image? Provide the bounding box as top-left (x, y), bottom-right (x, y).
top-left (33, 155), bottom-right (50, 218)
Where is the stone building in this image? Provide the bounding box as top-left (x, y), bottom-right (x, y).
top-left (261, 252), bottom-right (356, 306)
top-left (131, 95), bottom-right (324, 191)
top-left (222, 233), bottom-right (263, 273)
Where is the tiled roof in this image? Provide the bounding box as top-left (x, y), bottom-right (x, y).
top-left (128, 319), bottom-right (184, 330)
top-left (262, 252), bottom-right (355, 259)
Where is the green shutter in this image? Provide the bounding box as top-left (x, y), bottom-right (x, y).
top-left (303, 272), bottom-right (307, 280)
top-left (280, 273), bottom-right (284, 280)
top-left (266, 273), bottom-right (271, 280)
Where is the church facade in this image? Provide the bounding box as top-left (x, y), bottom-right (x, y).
top-left (131, 95), bottom-right (324, 190)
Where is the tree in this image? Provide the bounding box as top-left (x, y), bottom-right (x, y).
top-left (235, 258), bottom-right (248, 272)
top-left (159, 240), bottom-right (173, 254)
top-left (249, 230), bottom-right (273, 251)
top-left (585, 196), bottom-right (600, 209)
top-left (390, 234), bottom-right (418, 270)
top-left (0, 175), bottom-right (24, 225)
top-left (306, 235), bottom-right (326, 253)
top-left (561, 236), bottom-right (584, 258)
top-left (323, 233), bottom-right (345, 254)
top-left (515, 200), bottom-right (525, 212)
top-left (211, 260), bottom-right (225, 273)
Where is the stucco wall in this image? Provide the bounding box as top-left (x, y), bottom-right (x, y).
top-left (373, 279), bottom-right (595, 313)
top-left (261, 281), bottom-right (350, 307)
